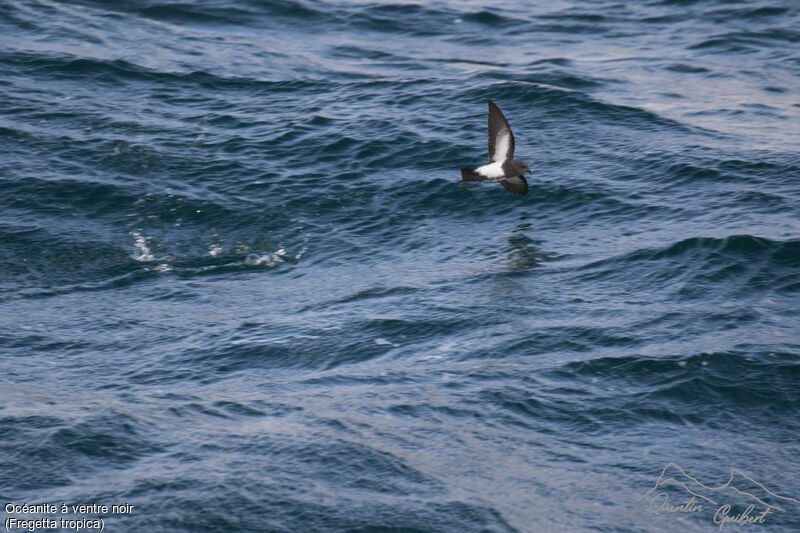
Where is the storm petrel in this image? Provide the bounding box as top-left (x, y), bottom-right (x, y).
top-left (460, 100), bottom-right (530, 195)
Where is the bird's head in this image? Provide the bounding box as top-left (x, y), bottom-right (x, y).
top-left (520, 162), bottom-right (531, 174)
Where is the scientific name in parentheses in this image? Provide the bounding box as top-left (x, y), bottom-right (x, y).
top-left (5, 516), bottom-right (104, 530)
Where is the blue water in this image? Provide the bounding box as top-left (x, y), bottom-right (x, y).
top-left (1, 1), bottom-right (799, 531)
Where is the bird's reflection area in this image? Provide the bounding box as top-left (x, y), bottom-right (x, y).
top-left (487, 218), bottom-right (559, 272)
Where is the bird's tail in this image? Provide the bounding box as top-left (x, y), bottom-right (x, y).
top-left (460, 167), bottom-right (484, 182)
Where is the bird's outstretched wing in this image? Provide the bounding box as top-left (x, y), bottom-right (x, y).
top-left (500, 176), bottom-right (528, 195)
top-left (488, 99), bottom-right (515, 162)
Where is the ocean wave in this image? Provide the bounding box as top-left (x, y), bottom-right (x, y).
top-left (572, 235), bottom-right (800, 299)
top-left (1, 409), bottom-right (162, 492)
top-left (542, 351), bottom-right (800, 426)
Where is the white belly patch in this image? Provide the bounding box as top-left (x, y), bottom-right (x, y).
top-left (476, 160), bottom-right (505, 180)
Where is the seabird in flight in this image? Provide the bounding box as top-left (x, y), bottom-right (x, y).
top-left (460, 100), bottom-right (530, 195)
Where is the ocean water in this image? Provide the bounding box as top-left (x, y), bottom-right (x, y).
top-left (1, 0), bottom-right (799, 531)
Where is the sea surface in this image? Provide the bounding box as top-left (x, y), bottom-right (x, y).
top-left (1, 1), bottom-right (799, 531)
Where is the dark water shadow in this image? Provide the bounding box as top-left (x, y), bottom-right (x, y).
top-left (498, 216), bottom-right (559, 272)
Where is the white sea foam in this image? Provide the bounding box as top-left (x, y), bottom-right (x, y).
top-left (131, 232), bottom-right (155, 262)
top-left (243, 246), bottom-right (305, 267)
top-left (244, 251), bottom-right (285, 267)
top-left (131, 233), bottom-right (174, 271)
